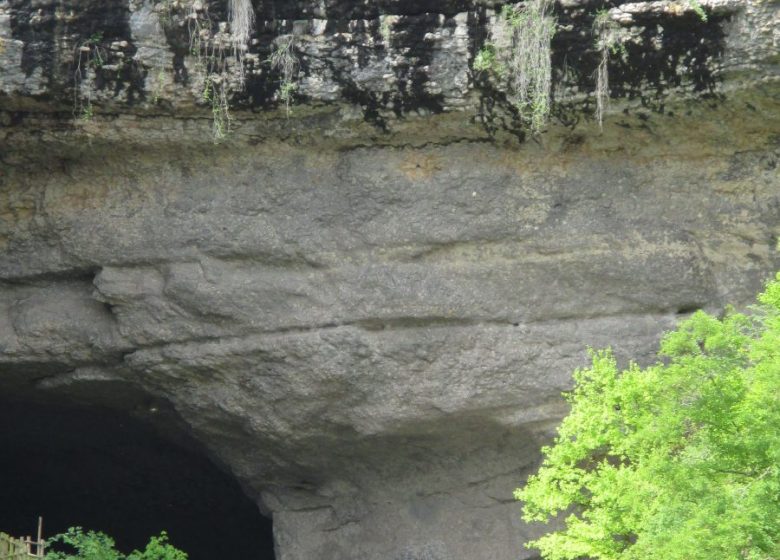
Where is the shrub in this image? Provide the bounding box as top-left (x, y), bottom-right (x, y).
top-left (516, 273), bottom-right (780, 560)
top-left (45, 527), bottom-right (187, 560)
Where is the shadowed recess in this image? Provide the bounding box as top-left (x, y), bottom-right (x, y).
top-left (0, 398), bottom-right (275, 560)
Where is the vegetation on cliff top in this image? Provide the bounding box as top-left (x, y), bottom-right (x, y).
top-left (517, 273), bottom-right (780, 559)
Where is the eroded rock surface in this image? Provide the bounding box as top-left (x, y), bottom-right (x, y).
top-left (1, 0), bottom-right (779, 558)
top-left (1, 0), bottom-right (777, 141)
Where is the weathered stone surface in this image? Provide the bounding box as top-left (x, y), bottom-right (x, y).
top-left (2, 112), bottom-right (779, 557)
top-left (1, 0), bottom-right (777, 142)
top-left (1, 0), bottom-right (779, 558)
top-left (0, 280), bottom-right (125, 365)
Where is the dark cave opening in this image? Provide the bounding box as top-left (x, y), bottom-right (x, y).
top-left (0, 397), bottom-right (275, 560)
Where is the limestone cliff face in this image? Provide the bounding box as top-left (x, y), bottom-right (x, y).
top-left (1, 0), bottom-right (777, 142)
top-left (1, 0), bottom-right (779, 559)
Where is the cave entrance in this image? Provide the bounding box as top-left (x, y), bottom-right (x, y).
top-left (0, 396), bottom-right (275, 560)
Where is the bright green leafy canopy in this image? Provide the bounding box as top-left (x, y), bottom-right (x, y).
top-left (517, 273), bottom-right (780, 560)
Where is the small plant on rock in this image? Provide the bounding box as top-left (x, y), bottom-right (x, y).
top-left (688, 0), bottom-right (708, 21)
top-left (151, 65), bottom-right (166, 105)
top-left (72, 32), bottom-right (108, 120)
top-left (473, 43), bottom-right (503, 75)
top-left (268, 35), bottom-right (300, 115)
top-left (202, 75), bottom-right (231, 140)
top-left (79, 100), bottom-right (94, 121)
top-left (379, 15), bottom-right (396, 45)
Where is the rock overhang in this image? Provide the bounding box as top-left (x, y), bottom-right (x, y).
top-left (1, 0), bottom-right (779, 558)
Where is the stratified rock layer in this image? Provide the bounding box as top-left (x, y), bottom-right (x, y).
top-left (1, 0), bottom-right (779, 558)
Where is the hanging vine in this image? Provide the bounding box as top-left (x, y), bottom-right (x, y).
top-left (592, 9), bottom-right (623, 130)
top-left (473, 1), bottom-right (556, 133)
top-left (156, 0), bottom-right (255, 141)
top-left (268, 35), bottom-right (300, 115)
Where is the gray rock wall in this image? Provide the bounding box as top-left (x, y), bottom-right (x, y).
top-left (1, 0), bottom-right (777, 134)
top-left (3, 101), bottom-right (779, 557)
top-left (1, 0), bottom-right (779, 558)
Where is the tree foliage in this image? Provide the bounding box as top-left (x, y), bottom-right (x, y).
top-left (517, 273), bottom-right (780, 560)
top-left (46, 527), bottom-right (187, 560)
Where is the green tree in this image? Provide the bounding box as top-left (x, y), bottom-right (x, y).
top-left (46, 528), bottom-right (187, 560)
top-left (517, 273), bottom-right (780, 560)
